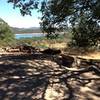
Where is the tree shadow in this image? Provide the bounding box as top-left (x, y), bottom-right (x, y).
top-left (0, 53), bottom-right (100, 100)
top-left (0, 54), bottom-right (51, 99)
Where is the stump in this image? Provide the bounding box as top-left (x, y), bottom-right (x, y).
top-left (61, 54), bottom-right (74, 67)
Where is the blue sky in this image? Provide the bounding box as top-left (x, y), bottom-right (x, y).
top-left (0, 0), bottom-right (41, 28)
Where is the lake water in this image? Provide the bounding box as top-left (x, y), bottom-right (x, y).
top-left (15, 33), bottom-right (45, 39)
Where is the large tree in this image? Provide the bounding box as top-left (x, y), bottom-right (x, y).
top-left (8, 0), bottom-right (100, 47)
top-left (7, 0), bottom-right (100, 23)
top-left (40, 0), bottom-right (100, 47)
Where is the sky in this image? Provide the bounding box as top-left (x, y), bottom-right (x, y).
top-left (0, 0), bottom-right (41, 28)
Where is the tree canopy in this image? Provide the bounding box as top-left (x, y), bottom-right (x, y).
top-left (8, 0), bottom-right (100, 47)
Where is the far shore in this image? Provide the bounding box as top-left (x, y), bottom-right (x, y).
top-left (15, 32), bottom-right (43, 34)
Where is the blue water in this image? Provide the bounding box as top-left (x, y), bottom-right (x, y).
top-left (15, 33), bottom-right (45, 39)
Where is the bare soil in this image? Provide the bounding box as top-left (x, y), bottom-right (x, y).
top-left (0, 50), bottom-right (100, 100)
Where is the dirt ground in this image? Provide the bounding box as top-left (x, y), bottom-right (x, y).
top-left (0, 51), bottom-right (100, 100)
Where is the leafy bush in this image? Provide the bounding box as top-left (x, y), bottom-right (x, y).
top-left (71, 16), bottom-right (100, 48)
top-left (0, 18), bottom-right (15, 46)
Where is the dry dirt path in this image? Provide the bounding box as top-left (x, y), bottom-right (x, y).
top-left (0, 52), bottom-right (100, 100)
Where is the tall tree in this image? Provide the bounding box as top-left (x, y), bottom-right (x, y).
top-left (8, 0), bottom-right (100, 47)
top-left (7, 0), bottom-right (100, 22)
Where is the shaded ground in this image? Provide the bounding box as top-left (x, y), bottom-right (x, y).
top-left (0, 52), bottom-right (100, 100)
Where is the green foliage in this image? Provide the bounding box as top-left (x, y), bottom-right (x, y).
top-left (7, 0), bottom-right (39, 16)
top-left (39, 0), bottom-right (100, 47)
top-left (40, 0), bottom-right (73, 37)
top-left (71, 15), bottom-right (100, 47)
top-left (8, 0), bottom-right (100, 48)
top-left (0, 18), bottom-right (15, 46)
top-left (8, 0), bottom-right (100, 22)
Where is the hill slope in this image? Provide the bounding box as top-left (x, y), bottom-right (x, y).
top-left (11, 27), bottom-right (42, 34)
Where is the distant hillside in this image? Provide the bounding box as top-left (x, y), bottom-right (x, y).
top-left (11, 27), bottom-right (42, 34)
